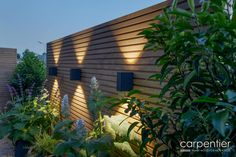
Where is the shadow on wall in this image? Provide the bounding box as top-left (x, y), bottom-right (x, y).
top-left (82, 25), bottom-right (126, 117)
top-left (47, 43), bottom-right (61, 115)
top-left (47, 23), bottom-right (149, 128)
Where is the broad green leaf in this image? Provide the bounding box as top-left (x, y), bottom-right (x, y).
top-left (127, 122), bottom-right (139, 139)
top-left (216, 102), bottom-right (233, 108)
top-left (193, 96), bottom-right (218, 104)
top-left (54, 119), bottom-right (74, 131)
top-left (128, 90), bottom-right (141, 97)
top-left (0, 125), bottom-right (11, 139)
top-left (149, 73), bottom-right (161, 80)
top-left (13, 123), bottom-right (25, 130)
top-left (188, 0), bottom-right (195, 13)
top-left (211, 110), bottom-right (229, 137)
top-left (226, 90), bottom-right (236, 103)
top-left (183, 70), bottom-right (196, 90)
top-left (54, 142), bottom-right (70, 155)
top-left (201, 1), bottom-right (210, 12)
top-left (108, 98), bottom-right (124, 109)
top-left (67, 153), bottom-right (76, 157)
top-left (160, 67), bottom-right (174, 84)
top-left (139, 29), bottom-right (153, 36)
top-left (169, 8), bottom-right (192, 18)
top-left (172, 0), bottom-right (178, 9)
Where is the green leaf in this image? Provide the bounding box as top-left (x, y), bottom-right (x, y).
top-left (215, 62), bottom-right (230, 86)
top-left (128, 90), bottom-right (141, 97)
top-left (127, 122), bottom-right (139, 139)
top-left (188, 0), bottom-right (195, 13)
top-left (211, 110), bottom-right (229, 137)
top-left (54, 142), bottom-right (69, 156)
top-left (13, 123), bottom-right (25, 130)
top-left (169, 8), bottom-right (192, 18)
top-left (54, 119), bottom-right (74, 132)
top-left (149, 73), bottom-right (161, 80)
top-left (183, 70), bottom-right (196, 90)
top-left (0, 124), bottom-right (11, 139)
top-left (67, 153), bottom-right (77, 157)
top-left (108, 98), bottom-right (123, 109)
top-left (226, 90), bottom-right (236, 103)
top-left (193, 96), bottom-right (218, 104)
top-left (171, 0), bottom-right (178, 9)
top-left (201, 1), bottom-right (210, 12)
top-left (215, 102), bottom-right (233, 108)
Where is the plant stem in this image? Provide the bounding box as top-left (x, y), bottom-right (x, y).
top-left (98, 111), bottom-right (103, 136)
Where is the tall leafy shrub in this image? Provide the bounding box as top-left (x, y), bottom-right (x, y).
top-left (115, 0), bottom-right (236, 156)
top-left (10, 49), bottom-right (46, 96)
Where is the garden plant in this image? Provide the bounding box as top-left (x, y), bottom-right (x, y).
top-left (0, 78), bottom-right (59, 156)
top-left (10, 49), bottom-right (46, 97)
top-left (0, 76), bottom-right (140, 157)
top-left (113, 0), bottom-right (236, 157)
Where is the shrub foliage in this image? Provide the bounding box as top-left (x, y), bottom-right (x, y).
top-left (10, 49), bottom-right (46, 96)
top-left (115, 0), bottom-right (236, 156)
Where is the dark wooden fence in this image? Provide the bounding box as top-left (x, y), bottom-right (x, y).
top-left (0, 48), bottom-right (17, 111)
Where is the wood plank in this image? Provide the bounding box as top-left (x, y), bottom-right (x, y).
top-left (0, 48), bottom-right (16, 111)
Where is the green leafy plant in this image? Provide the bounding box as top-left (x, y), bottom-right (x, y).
top-left (113, 0), bottom-right (236, 156)
top-left (51, 88), bottom-right (140, 157)
top-left (53, 119), bottom-right (88, 157)
top-left (104, 115), bottom-right (141, 157)
top-left (29, 132), bottom-right (59, 157)
top-left (88, 76), bottom-right (107, 137)
top-left (86, 76), bottom-right (114, 156)
top-left (84, 115), bottom-right (141, 157)
top-left (10, 49), bottom-right (46, 96)
top-left (87, 77), bottom-right (142, 157)
top-left (0, 88), bottom-right (59, 144)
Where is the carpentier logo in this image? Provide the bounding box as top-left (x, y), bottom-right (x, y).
top-left (179, 140), bottom-right (232, 152)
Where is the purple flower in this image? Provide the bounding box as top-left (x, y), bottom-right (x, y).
top-left (6, 84), bottom-right (13, 99)
top-left (28, 83), bottom-right (35, 99)
top-left (61, 94), bottom-right (70, 118)
top-left (17, 74), bottom-right (24, 97)
top-left (11, 86), bottom-right (19, 99)
top-left (75, 119), bottom-right (87, 139)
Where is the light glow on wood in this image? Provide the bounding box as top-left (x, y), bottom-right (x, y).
top-left (71, 84), bottom-right (92, 120)
top-left (50, 78), bottom-right (61, 113)
top-left (119, 44), bottom-right (144, 64)
top-left (74, 35), bottom-right (91, 64)
top-left (52, 41), bottom-right (62, 65)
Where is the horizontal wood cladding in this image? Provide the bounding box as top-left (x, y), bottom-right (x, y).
top-left (0, 48), bottom-right (17, 112)
top-left (46, 0), bottom-right (172, 125)
top-left (46, 0), bottom-right (176, 154)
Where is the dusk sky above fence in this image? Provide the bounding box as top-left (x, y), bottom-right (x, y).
top-left (0, 0), bottom-right (164, 55)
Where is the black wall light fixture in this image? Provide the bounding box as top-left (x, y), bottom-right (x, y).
top-left (48, 67), bottom-right (57, 76)
top-left (70, 69), bottom-right (81, 81)
top-left (117, 72), bottom-right (133, 91)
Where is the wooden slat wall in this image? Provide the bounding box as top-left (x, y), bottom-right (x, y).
top-left (0, 48), bottom-right (17, 112)
top-left (47, 1), bottom-right (197, 154)
top-left (47, 0), bottom-right (172, 129)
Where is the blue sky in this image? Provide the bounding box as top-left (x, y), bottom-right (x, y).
top-left (0, 0), bottom-right (164, 55)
